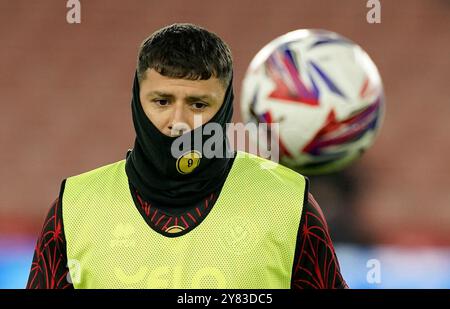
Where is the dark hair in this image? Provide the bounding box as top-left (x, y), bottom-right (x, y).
top-left (137, 23), bottom-right (233, 88)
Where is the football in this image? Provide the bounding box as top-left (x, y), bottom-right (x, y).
top-left (240, 29), bottom-right (385, 175)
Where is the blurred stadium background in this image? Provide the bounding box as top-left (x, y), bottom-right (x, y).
top-left (1, 0), bottom-right (449, 288)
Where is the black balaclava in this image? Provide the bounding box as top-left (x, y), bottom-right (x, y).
top-left (125, 71), bottom-right (235, 207)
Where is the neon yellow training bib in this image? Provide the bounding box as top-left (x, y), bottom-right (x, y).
top-left (62, 151), bottom-right (306, 289)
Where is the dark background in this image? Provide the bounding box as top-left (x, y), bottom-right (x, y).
top-left (0, 1), bottom-right (449, 287)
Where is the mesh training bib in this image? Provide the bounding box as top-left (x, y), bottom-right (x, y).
top-left (62, 151), bottom-right (306, 289)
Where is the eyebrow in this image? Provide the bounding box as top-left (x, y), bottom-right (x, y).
top-left (146, 91), bottom-right (174, 99)
top-left (146, 91), bottom-right (215, 103)
top-left (185, 95), bottom-right (214, 103)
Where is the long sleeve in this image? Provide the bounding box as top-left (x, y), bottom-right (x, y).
top-left (291, 192), bottom-right (348, 289)
top-left (26, 197), bottom-right (73, 289)
top-left (26, 188), bottom-right (346, 289)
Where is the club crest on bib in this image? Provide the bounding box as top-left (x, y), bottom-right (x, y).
top-left (176, 150), bottom-right (202, 174)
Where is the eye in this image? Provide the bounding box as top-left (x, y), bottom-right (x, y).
top-left (153, 99), bottom-right (169, 106)
top-left (192, 102), bottom-right (208, 110)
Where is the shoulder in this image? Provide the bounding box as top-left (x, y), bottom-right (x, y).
top-left (235, 151), bottom-right (304, 179)
top-left (68, 159), bottom-right (126, 179)
top-left (65, 159), bottom-right (126, 187)
top-left (61, 159), bottom-right (127, 209)
top-left (234, 151), bottom-right (306, 187)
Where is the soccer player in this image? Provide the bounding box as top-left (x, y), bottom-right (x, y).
top-left (26, 23), bottom-right (347, 289)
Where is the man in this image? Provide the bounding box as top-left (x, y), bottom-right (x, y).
top-left (27, 23), bottom-right (347, 289)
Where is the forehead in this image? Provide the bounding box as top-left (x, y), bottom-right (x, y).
top-left (141, 69), bottom-right (225, 97)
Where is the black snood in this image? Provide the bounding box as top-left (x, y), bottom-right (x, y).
top-left (125, 72), bottom-right (235, 207)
